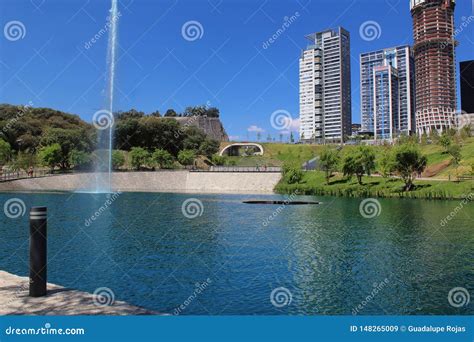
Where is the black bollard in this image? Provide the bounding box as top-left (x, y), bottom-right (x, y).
top-left (29, 207), bottom-right (47, 297)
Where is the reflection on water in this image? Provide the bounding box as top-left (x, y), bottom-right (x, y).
top-left (0, 192), bottom-right (472, 315)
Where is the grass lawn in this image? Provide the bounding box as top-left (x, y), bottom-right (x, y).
top-left (223, 137), bottom-right (474, 179)
top-left (275, 171), bottom-right (474, 200)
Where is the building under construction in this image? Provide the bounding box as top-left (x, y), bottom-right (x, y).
top-left (410, 0), bottom-right (457, 134)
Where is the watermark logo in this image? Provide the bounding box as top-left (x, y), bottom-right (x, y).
top-left (4, 21), bottom-right (26, 41)
top-left (270, 109), bottom-right (293, 130)
top-left (173, 278), bottom-right (212, 315)
top-left (2, 101), bottom-right (34, 133)
top-left (359, 20), bottom-right (382, 41)
top-left (359, 198), bottom-right (381, 218)
top-left (84, 192), bottom-right (121, 227)
top-left (448, 287), bottom-right (470, 308)
top-left (181, 198), bottom-right (204, 219)
top-left (262, 12), bottom-right (300, 49)
top-left (92, 110), bottom-right (114, 130)
top-left (352, 278), bottom-right (390, 315)
top-left (93, 287), bottom-right (115, 307)
top-left (181, 21), bottom-right (204, 42)
top-left (440, 193), bottom-right (473, 227)
top-left (84, 10), bottom-right (122, 50)
top-left (270, 287), bottom-right (292, 308)
top-left (3, 198), bottom-right (26, 219)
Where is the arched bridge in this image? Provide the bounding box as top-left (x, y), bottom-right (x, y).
top-left (219, 143), bottom-right (264, 157)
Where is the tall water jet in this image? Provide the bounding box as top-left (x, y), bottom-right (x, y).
top-left (93, 0), bottom-right (119, 193)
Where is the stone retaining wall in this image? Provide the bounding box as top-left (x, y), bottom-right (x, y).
top-left (0, 171), bottom-right (281, 194)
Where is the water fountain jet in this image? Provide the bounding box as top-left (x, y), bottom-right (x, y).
top-left (92, 0), bottom-right (119, 194)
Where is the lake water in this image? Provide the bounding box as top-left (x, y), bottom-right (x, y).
top-left (0, 192), bottom-right (472, 315)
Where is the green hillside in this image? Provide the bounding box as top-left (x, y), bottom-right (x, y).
top-left (225, 137), bottom-right (474, 200)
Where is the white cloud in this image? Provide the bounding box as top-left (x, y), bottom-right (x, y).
top-left (228, 135), bottom-right (240, 141)
top-left (247, 125), bottom-right (265, 133)
top-left (279, 118), bottom-right (300, 134)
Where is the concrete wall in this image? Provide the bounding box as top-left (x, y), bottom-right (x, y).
top-left (0, 171), bottom-right (281, 194)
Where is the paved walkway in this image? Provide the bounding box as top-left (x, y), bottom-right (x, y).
top-left (0, 271), bottom-right (157, 315)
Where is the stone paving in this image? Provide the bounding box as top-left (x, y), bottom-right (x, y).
top-left (0, 271), bottom-right (157, 315)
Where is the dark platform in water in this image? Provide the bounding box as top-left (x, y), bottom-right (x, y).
top-left (243, 200), bottom-right (320, 205)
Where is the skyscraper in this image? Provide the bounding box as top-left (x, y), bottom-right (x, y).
top-left (299, 27), bottom-right (351, 144)
top-left (410, 0), bottom-right (457, 134)
top-left (460, 60), bottom-right (474, 114)
top-left (360, 46), bottom-right (415, 140)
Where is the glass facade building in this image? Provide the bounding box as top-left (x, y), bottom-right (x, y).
top-left (360, 46), bottom-right (415, 141)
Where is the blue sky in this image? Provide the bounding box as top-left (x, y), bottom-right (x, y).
top-left (1, 0), bottom-right (473, 141)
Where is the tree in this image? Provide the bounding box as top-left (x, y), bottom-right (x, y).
top-left (358, 146), bottom-right (376, 177)
top-left (152, 148), bottom-right (175, 169)
top-left (10, 152), bottom-right (37, 172)
top-left (378, 148), bottom-right (396, 178)
top-left (420, 132), bottom-right (429, 145)
top-left (149, 110), bottom-right (161, 117)
top-left (211, 154), bottom-right (227, 166)
top-left (40, 128), bottom-right (94, 169)
top-left (69, 149), bottom-right (91, 170)
top-left (164, 109), bottom-right (178, 117)
top-left (112, 150), bottom-right (125, 170)
top-left (178, 149), bottom-right (196, 167)
top-left (460, 125), bottom-right (471, 140)
top-left (38, 144), bottom-right (62, 171)
top-left (130, 147), bottom-right (150, 170)
top-left (319, 147), bottom-right (340, 184)
top-left (0, 139), bottom-right (12, 165)
top-left (283, 164), bottom-right (303, 184)
top-left (448, 144), bottom-right (462, 166)
top-left (439, 133), bottom-right (452, 153)
top-left (342, 154), bottom-right (365, 184)
top-left (430, 129), bottom-right (440, 143)
top-left (393, 145), bottom-right (427, 191)
top-left (199, 139), bottom-right (219, 158)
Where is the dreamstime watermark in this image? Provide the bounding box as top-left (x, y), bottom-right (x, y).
top-left (359, 198), bottom-right (381, 218)
top-left (84, 10), bottom-right (122, 49)
top-left (3, 198), bottom-right (26, 219)
top-left (359, 20), bottom-right (382, 41)
top-left (448, 287), bottom-right (470, 308)
top-left (181, 20), bottom-right (204, 42)
top-left (262, 191), bottom-right (299, 227)
top-left (4, 20), bottom-right (26, 41)
top-left (4, 280), bottom-right (30, 307)
top-left (352, 278), bottom-right (390, 315)
top-left (270, 109), bottom-right (293, 131)
top-left (92, 287), bottom-right (115, 307)
top-left (440, 15), bottom-right (474, 50)
top-left (173, 278), bottom-right (212, 315)
top-left (270, 287), bottom-right (292, 308)
top-left (5, 323), bottom-right (85, 336)
top-left (2, 101), bottom-right (34, 133)
top-left (181, 198), bottom-right (204, 219)
top-left (262, 12), bottom-right (300, 50)
top-left (84, 191), bottom-right (121, 227)
top-left (440, 193), bottom-right (473, 227)
top-left (92, 109), bottom-right (114, 130)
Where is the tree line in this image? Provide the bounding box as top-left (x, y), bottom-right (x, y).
top-left (0, 104), bottom-right (221, 172)
top-left (283, 126), bottom-right (472, 192)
